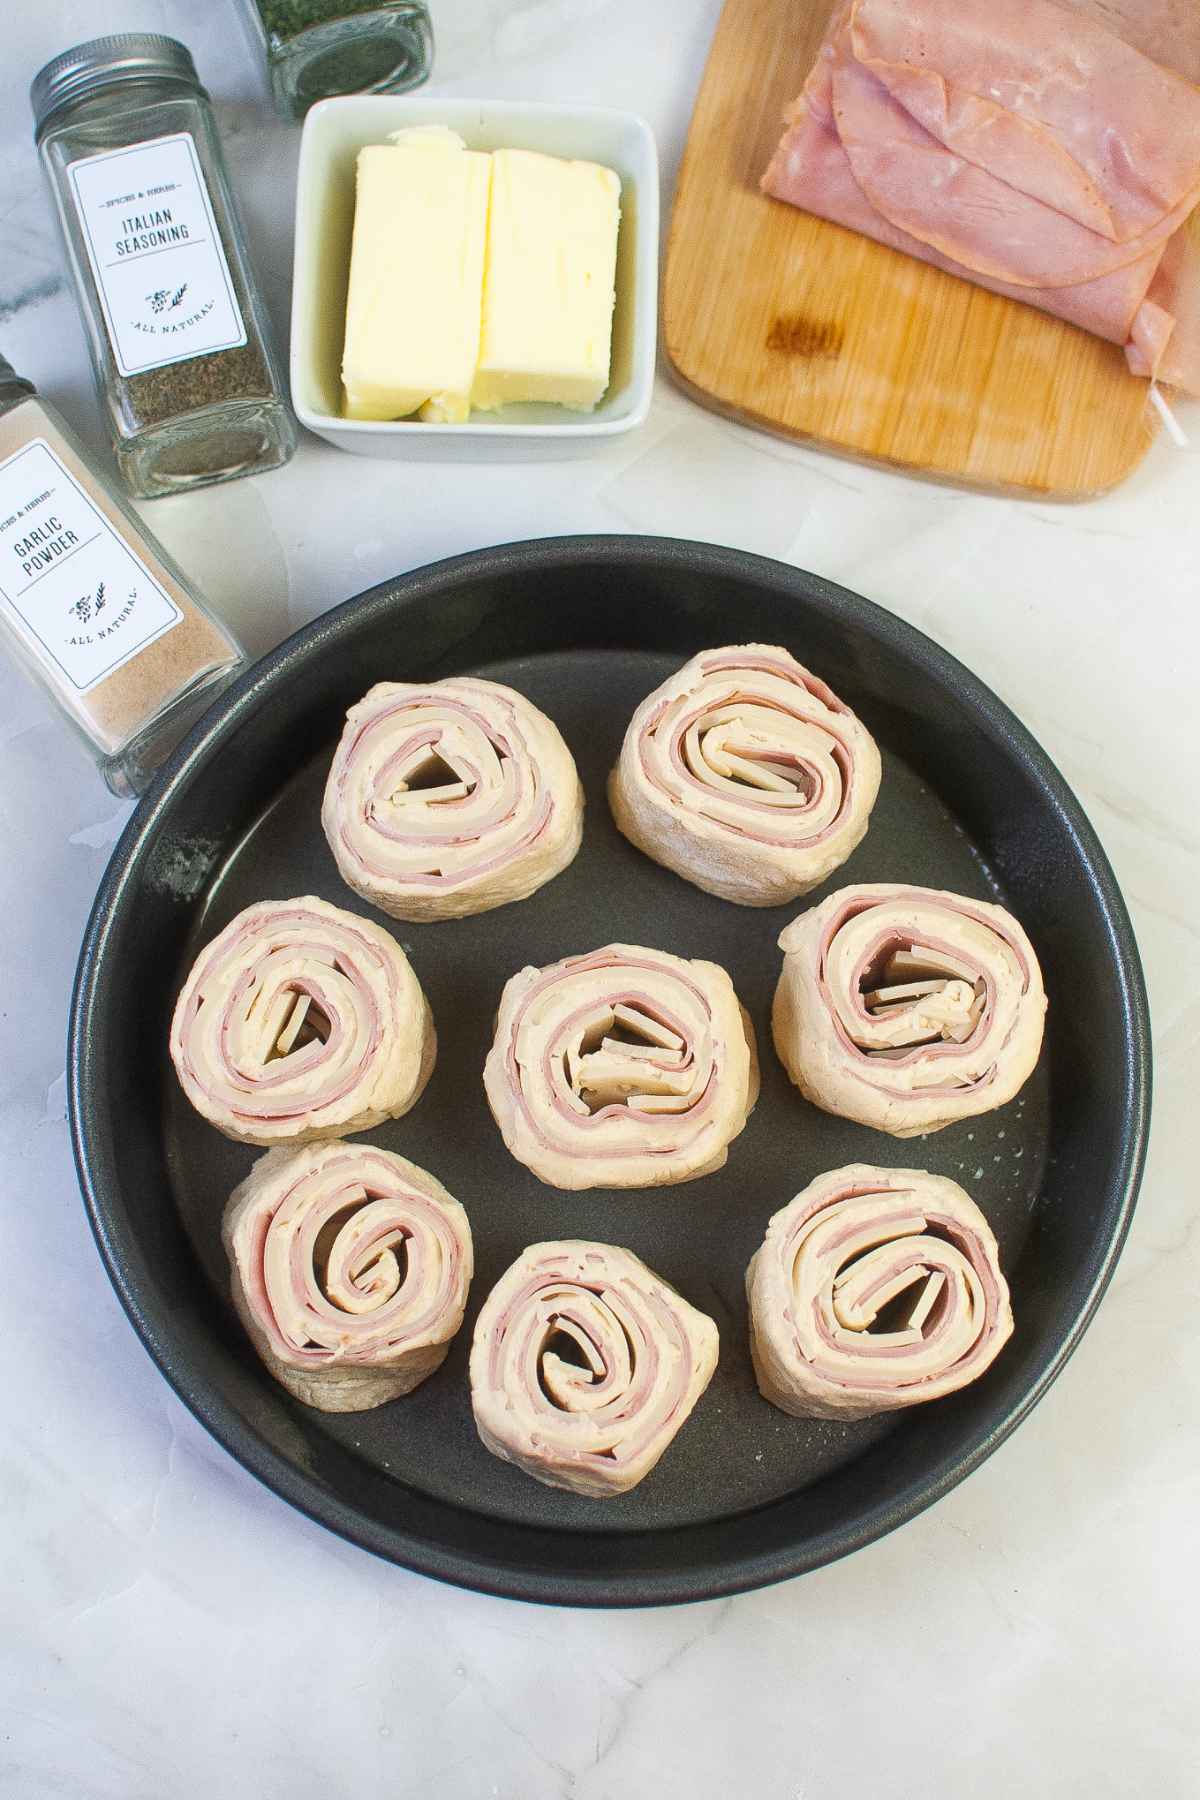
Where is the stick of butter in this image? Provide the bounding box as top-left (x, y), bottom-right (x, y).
top-left (472, 149), bottom-right (621, 414)
top-left (341, 130), bottom-right (491, 423)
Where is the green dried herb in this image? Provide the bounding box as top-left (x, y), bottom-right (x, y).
top-left (255, 0), bottom-right (386, 42)
top-left (123, 341), bottom-right (276, 479)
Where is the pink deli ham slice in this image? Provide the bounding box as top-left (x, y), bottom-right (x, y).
top-left (765, 44), bottom-right (1167, 347)
top-left (1059, 1), bottom-right (1200, 86)
top-left (849, 0), bottom-right (1200, 248)
top-left (830, 36), bottom-right (1194, 289)
top-left (762, 0), bottom-right (1200, 390)
top-left (1130, 221), bottom-right (1200, 386)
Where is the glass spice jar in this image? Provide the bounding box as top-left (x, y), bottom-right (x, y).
top-left (0, 353), bottom-right (245, 796)
top-left (238, 0), bottom-right (434, 120)
top-left (32, 35), bottom-right (297, 501)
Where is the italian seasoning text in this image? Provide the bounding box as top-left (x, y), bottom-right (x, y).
top-left (115, 208), bottom-right (191, 256)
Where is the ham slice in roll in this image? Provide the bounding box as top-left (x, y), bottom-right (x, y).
top-left (470, 1240), bottom-right (719, 1496)
top-left (170, 895), bottom-right (436, 1146)
top-left (483, 943), bottom-right (758, 1189)
top-left (223, 1142), bottom-right (472, 1412)
top-left (321, 677), bottom-right (583, 922)
top-left (609, 645), bottom-right (880, 906)
top-left (747, 1163), bottom-right (1012, 1419)
top-left (773, 883), bottom-right (1046, 1135)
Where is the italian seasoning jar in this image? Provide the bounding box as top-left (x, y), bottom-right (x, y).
top-left (32, 35), bottom-right (297, 500)
top-left (238, 0), bottom-right (434, 119)
top-left (0, 354), bottom-right (244, 796)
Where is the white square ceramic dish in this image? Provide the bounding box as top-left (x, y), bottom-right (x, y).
top-left (290, 96), bottom-right (659, 460)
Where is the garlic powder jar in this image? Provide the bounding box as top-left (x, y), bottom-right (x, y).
top-left (0, 354), bottom-right (244, 794)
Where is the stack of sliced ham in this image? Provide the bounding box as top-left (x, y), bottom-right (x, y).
top-left (762, 0), bottom-right (1200, 392)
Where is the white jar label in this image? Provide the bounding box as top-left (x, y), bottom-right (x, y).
top-left (0, 438), bottom-right (182, 693)
top-left (67, 132), bottom-right (247, 378)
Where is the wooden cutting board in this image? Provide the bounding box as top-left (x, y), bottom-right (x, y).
top-left (663, 0), bottom-right (1164, 496)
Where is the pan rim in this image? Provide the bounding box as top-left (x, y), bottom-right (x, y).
top-left (67, 534), bottom-right (1151, 1607)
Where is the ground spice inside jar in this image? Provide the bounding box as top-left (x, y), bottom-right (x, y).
top-left (0, 383), bottom-right (242, 774)
top-left (123, 339), bottom-right (278, 485)
top-left (255, 0), bottom-right (387, 40)
top-left (124, 342), bottom-right (274, 436)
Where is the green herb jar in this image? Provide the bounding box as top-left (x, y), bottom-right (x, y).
top-left (240, 0), bottom-right (434, 120)
top-left (32, 35), bottom-right (297, 500)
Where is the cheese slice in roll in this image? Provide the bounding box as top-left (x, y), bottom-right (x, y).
top-left (483, 942), bottom-right (758, 1189)
top-left (224, 1142), bottom-right (472, 1412)
top-left (470, 1240), bottom-right (719, 1496)
top-left (609, 644), bottom-right (881, 906)
top-left (773, 883), bottom-right (1046, 1135)
top-left (747, 1164), bottom-right (1012, 1420)
top-left (170, 895), bottom-right (435, 1146)
top-left (322, 677), bottom-right (583, 922)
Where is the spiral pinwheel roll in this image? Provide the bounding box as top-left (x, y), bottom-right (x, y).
top-left (470, 1240), bottom-right (719, 1496)
top-left (483, 943), bottom-right (758, 1190)
top-left (608, 644), bottom-right (881, 906)
top-left (773, 884), bottom-right (1046, 1136)
top-left (223, 1142), bottom-right (472, 1412)
top-left (170, 896), bottom-right (436, 1146)
top-left (747, 1165), bottom-right (1013, 1420)
top-left (321, 678), bottom-right (584, 922)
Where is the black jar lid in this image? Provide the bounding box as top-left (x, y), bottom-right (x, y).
top-left (31, 34), bottom-right (205, 138)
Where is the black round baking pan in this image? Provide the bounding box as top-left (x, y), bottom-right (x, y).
top-left (68, 536), bottom-right (1150, 1605)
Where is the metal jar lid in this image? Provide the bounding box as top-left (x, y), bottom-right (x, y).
top-left (31, 34), bottom-right (204, 138)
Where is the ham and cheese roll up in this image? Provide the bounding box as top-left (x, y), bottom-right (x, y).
top-left (321, 678), bottom-right (583, 922)
top-left (483, 943), bottom-right (758, 1190)
top-left (470, 1240), bottom-right (718, 1496)
top-left (747, 1164), bottom-right (1012, 1420)
top-left (170, 896), bottom-right (436, 1146)
top-left (609, 644), bottom-right (881, 906)
top-left (773, 884), bottom-right (1046, 1136)
top-left (223, 1142), bottom-right (472, 1412)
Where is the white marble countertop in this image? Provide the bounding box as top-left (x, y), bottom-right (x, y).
top-left (2, 3), bottom-right (1196, 1795)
